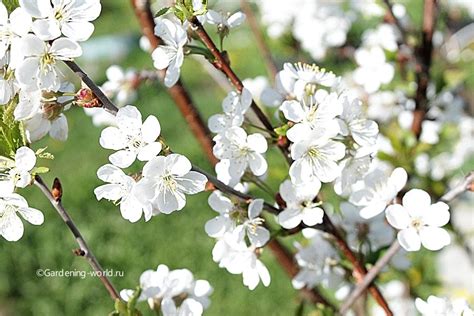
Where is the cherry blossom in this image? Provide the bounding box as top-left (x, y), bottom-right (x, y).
top-left (152, 19), bottom-right (187, 87)
top-left (0, 193), bottom-right (43, 241)
top-left (386, 189), bottom-right (451, 251)
top-left (415, 295), bottom-right (473, 316)
top-left (289, 127), bottom-right (345, 184)
top-left (213, 127), bottom-right (268, 180)
top-left (277, 180), bottom-right (324, 229)
top-left (94, 164), bottom-right (152, 223)
top-left (99, 105), bottom-right (162, 168)
top-left (206, 10), bottom-right (246, 30)
top-left (15, 34), bottom-right (82, 91)
top-left (208, 88), bottom-right (251, 133)
top-left (19, 0), bottom-right (101, 41)
top-left (212, 232), bottom-right (270, 290)
top-left (234, 199), bottom-right (269, 247)
top-left (349, 167), bottom-right (407, 219)
top-left (353, 46), bottom-right (394, 93)
top-left (135, 154), bottom-right (207, 214)
top-left (0, 3), bottom-right (31, 59)
top-left (0, 146), bottom-right (37, 193)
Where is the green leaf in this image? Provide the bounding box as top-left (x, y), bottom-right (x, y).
top-left (31, 167), bottom-right (50, 175)
top-left (0, 97), bottom-right (28, 158)
top-left (274, 124), bottom-right (289, 136)
top-left (3, 0), bottom-right (19, 13)
top-left (154, 7), bottom-right (171, 18)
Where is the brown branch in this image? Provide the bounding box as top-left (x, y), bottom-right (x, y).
top-left (130, 0), bottom-right (217, 165)
top-left (339, 170), bottom-right (474, 314)
top-left (323, 214), bottom-right (393, 315)
top-left (411, 0), bottom-right (438, 138)
top-left (240, 0), bottom-right (278, 79)
top-left (34, 176), bottom-right (120, 301)
top-left (188, 18), bottom-right (273, 131)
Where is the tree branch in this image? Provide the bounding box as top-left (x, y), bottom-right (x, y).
top-left (382, 0), bottom-right (408, 45)
top-left (34, 176), bottom-right (120, 301)
top-left (411, 0), bottom-right (438, 138)
top-left (339, 170), bottom-right (473, 314)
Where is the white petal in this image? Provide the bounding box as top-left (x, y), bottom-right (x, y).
top-left (15, 146), bottom-right (36, 171)
top-left (120, 195), bottom-right (143, 223)
top-left (19, 0), bottom-right (52, 17)
top-left (280, 100), bottom-right (305, 122)
top-left (96, 164), bottom-right (126, 182)
top-left (176, 171), bottom-right (207, 194)
top-left (18, 207), bottom-right (44, 225)
top-left (31, 19), bottom-right (61, 40)
top-left (248, 226), bottom-right (270, 247)
top-left (141, 115), bottom-right (161, 143)
top-left (385, 204), bottom-right (410, 229)
top-left (49, 114), bottom-right (68, 141)
top-left (247, 133), bottom-right (268, 153)
top-left (205, 216), bottom-right (231, 238)
top-left (302, 207), bottom-right (324, 226)
top-left (359, 201), bottom-right (387, 219)
top-left (248, 154), bottom-right (268, 176)
top-left (278, 208), bottom-right (302, 229)
top-left (10, 8), bottom-right (32, 36)
top-left (62, 21), bottom-right (95, 42)
top-left (248, 199), bottom-right (264, 219)
top-left (137, 142), bottom-right (162, 161)
top-left (424, 202), bottom-right (450, 227)
top-left (168, 154), bottom-right (192, 176)
top-left (402, 189), bottom-right (431, 217)
top-left (389, 167), bottom-right (408, 192)
top-left (0, 212), bottom-right (24, 241)
top-left (116, 105), bottom-right (142, 131)
top-left (50, 38), bottom-right (82, 59)
top-left (397, 228), bottom-right (421, 251)
top-left (94, 183), bottom-right (123, 201)
top-left (227, 12), bottom-right (246, 28)
top-left (419, 227), bottom-right (450, 251)
top-left (109, 150), bottom-right (137, 168)
top-left (16, 57), bottom-right (40, 88)
top-left (99, 127), bottom-right (126, 150)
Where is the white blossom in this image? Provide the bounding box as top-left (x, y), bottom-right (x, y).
top-left (280, 89), bottom-right (343, 143)
top-left (289, 127), bottom-right (345, 184)
top-left (135, 154), bottom-right (207, 214)
top-left (19, 0), bottom-right (101, 41)
top-left (208, 88), bottom-right (251, 133)
top-left (349, 167), bottom-right (407, 219)
top-left (0, 193), bottom-right (43, 241)
top-left (99, 105), bottom-right (162, 168)
top-left (338, 95), bottom-right (379, 148)
top-left (212, 232), bottom-right (270, 290)
top-left (121, 264), bottom-right (212, 316)
top-left (213, 127), bottom-right (268, 180)
top-left (277, 179), bottom-right (324, 229)
top-left (206, 10), bottom-right (246, 29)
top-left (234, 199), bottom-right (269, 247)
top-left (353, 46), bottom-right (394, 93)
top-left (386, 189), bottom-right (451, 251)
top-left (152, 19), bottom-right (187, 87)
top-left (415, 295), bottom-right (473, 316)
top-left (15, 34), bottom-right (82, 91)
top-left (94, 164), bottom-right (152, 223)
top-left (0, 146), bottom-right (36, 193)
top-left (0, 3), bottom-right (31, 59)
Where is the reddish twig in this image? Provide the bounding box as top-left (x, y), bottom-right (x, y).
top-left (34, 176), bottom-right (120, 301)
top-left (240, 0), bottom-right (278, 79)
top-left (411, 0), bottom-right (438, 138)
top-left (130, 0), bottom-right (217, 165)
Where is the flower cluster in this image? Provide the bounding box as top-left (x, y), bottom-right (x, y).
top-left (0, 1), bottom-right (101, 143)
top-left (96, 105), bottom-right (207, 222)
top-left (121, 264), bottom-right (212, 316)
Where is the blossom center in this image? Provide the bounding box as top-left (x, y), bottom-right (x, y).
top-left (161, 174), bottom-right (177, 191)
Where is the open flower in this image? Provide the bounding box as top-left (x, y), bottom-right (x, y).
top-left (280, 89), bottom-right (343, 143)
top-left (0, 193), bottom-right (44, 241)
top-left (0, 146), bottom-right (37, 193)
top-left (208, 88), bottom-right (251, 133)
top-left (277, 180), bottom-right (324, 229)
top-left (94, 164), bottom-right (152, 223)
top-left (99, 105), bottom-right (162, 168)
top-left (234, 199), bottom-right (269, 247)
top-left (415, 295), bottom-right (473, 315)
top-left (386, 189), bottom-right (451, 251)
top-left (289, 127), bottom-right (345, 184)
top-left (283, 62), bottom-right (337, 98)
top-left (0, 3), bottom-right (31, 59)
top-left (353, 46), bottom-right (394, 93)
top-left (15, 34), bottom-right (82, 91)
top-left (213, 127), bottom-right (268, 179)
top-left (206, 10), bottom-right (246, 30)
top-left (350, 167), bottom-right (407, 219)
top-left (152, 19), bottom-right (187, 87)
top-left (212, 232), bottom-right (270, 290)
top-left (204, 191), bottom-right (236, 238)
top-left (135, 154), bottom-right (207, 214)
top-left (338, 95), bottom-right (379, 148)
top-left (19, 0), bottom-right (101, 41)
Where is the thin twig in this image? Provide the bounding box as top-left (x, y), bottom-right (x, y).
top-left (240, 0), bottom-right (278, 79)
top-left (339, 242), bottom-right (401, 314)
top-left (34, 176), bottom-right (120, 301)
top-left (323, 214), bottom-right (393, 316)
top-left (411, 0), bottom-right (438, 138)
top-left (339, 170), bottom-right (474, 314)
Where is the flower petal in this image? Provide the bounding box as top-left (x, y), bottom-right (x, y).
top-left (385, 204), bottom-right (410, 229)
top-left (419, 226), bottom-right (450, 251)
top-left (397, 228), bottom-right (421, 251)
